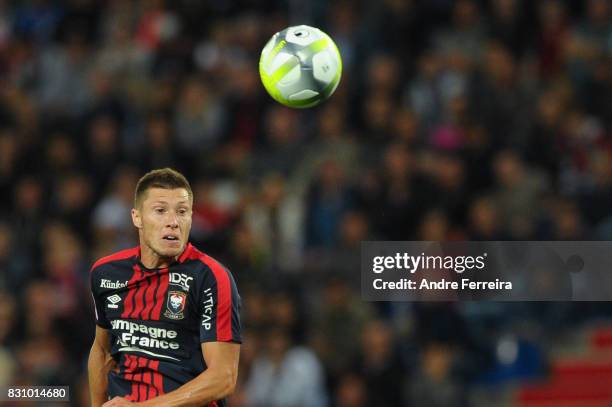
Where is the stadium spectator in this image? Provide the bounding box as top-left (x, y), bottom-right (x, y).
top-left (245, 327), bottom-right (327, 407)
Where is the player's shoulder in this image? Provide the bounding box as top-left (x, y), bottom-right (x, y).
top-left (181, 243), bottom-right (231, 276)
top-left (90, 246), bottom-right (140, 273)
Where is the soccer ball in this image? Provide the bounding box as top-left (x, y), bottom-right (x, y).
top-left (259, 25), bottom-right (342, 108)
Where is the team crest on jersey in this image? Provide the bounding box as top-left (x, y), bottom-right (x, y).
top-left (164, 291), bottom-right (187, 320)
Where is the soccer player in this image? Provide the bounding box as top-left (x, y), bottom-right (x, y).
top-left (88, 168), bottom-right (241, 407)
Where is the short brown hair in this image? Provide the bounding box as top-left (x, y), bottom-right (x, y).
top-left (134, 168), bottom-right (193, 207)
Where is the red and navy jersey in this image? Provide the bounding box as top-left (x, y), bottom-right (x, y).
top-left (90, 243), bottom-right (241, 406)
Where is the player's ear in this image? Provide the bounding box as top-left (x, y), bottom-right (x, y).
top-left (132, 208), bottom-right (142, 229)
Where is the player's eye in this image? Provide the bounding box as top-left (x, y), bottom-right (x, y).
top-left (155, 208), bottom-right (165, 214)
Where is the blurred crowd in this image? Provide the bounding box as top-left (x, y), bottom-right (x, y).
top-left (0, 0), bottom-right (611, 406)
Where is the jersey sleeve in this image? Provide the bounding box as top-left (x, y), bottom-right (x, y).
top-left (90, 267), bottom-right (111, 329)
top-left (198, 264), bottom-right (242, 344)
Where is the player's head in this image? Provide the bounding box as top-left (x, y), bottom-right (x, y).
top-left (131, 168), bottom-right (193, 260)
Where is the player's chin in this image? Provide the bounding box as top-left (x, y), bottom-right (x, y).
top-left (159, 242), bottom-right (184, 257)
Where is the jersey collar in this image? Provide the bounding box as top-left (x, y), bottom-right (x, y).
top-left (177, 242), bottom-right (194, 263)
top-left (135, 242), bottom-right (194, 270)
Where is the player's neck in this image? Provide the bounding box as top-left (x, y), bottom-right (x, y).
top-left (139, 245), bottom-right (176, 269)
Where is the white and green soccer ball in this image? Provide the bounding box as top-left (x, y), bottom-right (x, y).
top-left (259, 25), bottom-right (342, 108)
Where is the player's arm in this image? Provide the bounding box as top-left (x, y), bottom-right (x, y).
top-left (137, 341), bottom-right (240, 407)
top-left (88, 326), bottom-right (116, 407)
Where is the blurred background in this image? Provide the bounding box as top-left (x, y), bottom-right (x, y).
top-left (0, 0), bottom-right (611, 406)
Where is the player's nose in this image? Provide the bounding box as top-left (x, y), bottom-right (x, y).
top-left (166, 212), bottom-right (179, 228)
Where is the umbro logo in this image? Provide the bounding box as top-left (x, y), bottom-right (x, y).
top-left (107, 294), bottom-right (122, 309)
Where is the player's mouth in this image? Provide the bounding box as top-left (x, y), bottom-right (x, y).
top-left (162, 234), bottom-right (181, 245)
